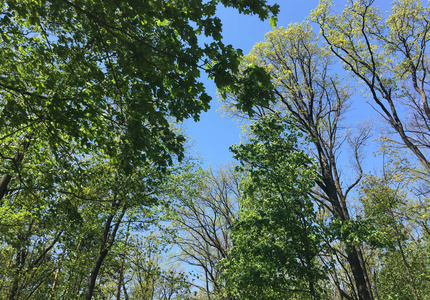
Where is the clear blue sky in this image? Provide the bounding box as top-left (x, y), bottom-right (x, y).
top-left (184, 0), bottom-right (382, 170)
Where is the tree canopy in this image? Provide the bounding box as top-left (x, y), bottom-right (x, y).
top-left (2, 1), bottom-right (430, 300)
top-left (0, 1), bottom-right (278, 299)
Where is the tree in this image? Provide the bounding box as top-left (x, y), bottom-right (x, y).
top-left (311, 0), bottom-right (430, 173)
top-left (221, 23), bottom-right (373, 299)
top-left (360, 175), bottom-right (418, 299)
top-left (310, 2), bottom-right (430, 296)
top-left (170, 165), bottom-right (240, 299)
top-left (222, 115), bottom-right (326, 300)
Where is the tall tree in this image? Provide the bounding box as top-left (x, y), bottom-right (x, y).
top-left (223, 114), bottom-right (326, 300)
top-left (221, 23), bottom-right (373, 299)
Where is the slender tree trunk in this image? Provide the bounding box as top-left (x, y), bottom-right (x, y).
top-left (397, 240), bottom-right (419, 300)
top-left (123, 280), bottom-right (130, 300)
top-left (395, 230), bottom-right (419, 300)
top-left (85, 206), bottom-right (126, 300)
top-left (0, 135), bottom-right (32, 202)
top-left (0, 174), bottom-right (12, 201)
top-left (331, 257), bottom-right (344, 300)
top-left (48, 267), bottom-right (62, 300)
top-left (116, 254), bottom-right (126, 300)
top-left (372, 269), bottom-right (380, 300)
top-left (318, 156), bottom-right (373, 300)
top-left (75, 275), bottom-right (84, 297)
top-left (86, 248), bottom-right (109, 300)
top-left (356, 245), bottom-right (374, 299)
top-left (309, 279), bottom-right (316, 300)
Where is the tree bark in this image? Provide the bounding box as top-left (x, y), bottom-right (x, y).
top-left (0, 134), bottom-right (32, 202)
top-left (318, 151), bottom-right (373, 300)
top-left (0, 174), bottom-right (12, 201)
top-left (85, 249), bottom-right (109, 300)
top-left (345, 246), bottom-right (372, 300)
top-left (85, 206), bottom-right (126, 300)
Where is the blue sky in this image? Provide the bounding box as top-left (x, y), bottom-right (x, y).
top-left (185, 1), bottom-right (322, 168)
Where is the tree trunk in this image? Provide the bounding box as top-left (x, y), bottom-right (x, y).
top-left (49, 250), bottom-right (65, 300)
top-left (356, 245), bottom-right (374, 300)
top-left (318, 154), bottom-right (373, 300)
top-left (0, 174), bottom-right (12, 201)
top-left (0, 134), bottom-right (32, 202)
top-left (116, 254), bottom-right (126, 300)
top-left (345, 245), bottom-right (372, 300)
top-left (85, 206), bottom-right (126, 299)
top-left (85, 249), bottom-right (109, 300)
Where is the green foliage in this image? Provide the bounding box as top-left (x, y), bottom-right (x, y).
top-left (0, 0), bottom-right (279, 171)
top-left (219, 64), bottom-right (275, 117)
top-left (356, 157), bottom-right (430, 300)
top-left (327, 216), bottom-right (391, 249)
top-left (376, 243), bottom-right (430, 300)
top-left (222, 114), bottom-right (326, 299)
top-left (122, 233), bottom-right (193, 300)
top-left (359, 175), bottom-right (409, 247)
top-left (0, 1), bottom-right (279, 298)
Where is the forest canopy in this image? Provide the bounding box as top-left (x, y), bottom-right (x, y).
top-left (1, 0), bottom-right (430, 300)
